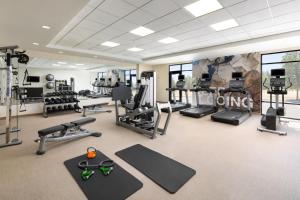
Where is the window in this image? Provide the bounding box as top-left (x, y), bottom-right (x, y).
top-left (261, 50), bottom-right (300, 120)
top-left (124, 69), bottom-right (137, 87)
top-left (169, 63), bottom-right (193, 103)
top-left (97, 72), bottom-right (107, 79)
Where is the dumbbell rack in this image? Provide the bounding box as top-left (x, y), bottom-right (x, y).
top-left (43, 92), bottom-right (81, 118)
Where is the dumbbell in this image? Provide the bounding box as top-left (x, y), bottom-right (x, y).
top-left (68, 104), bottom-right (74, 110)
top-left (50, 98), bottom-right (56, 104)
top-left (74, 104), bottom-right (81, 110)
top-left (45, 98), bottom-right (51, 105)
top-left (63, 105), bottom-right (68, 110)
top-left (46, 107), bottom-right (52, 113)
top-left (52, 106), bottom-right (57, 112)
top-left (73, 98), bottom-right (80, 102)
top-left (57, 105), bottom-right (63, 111)
top-left (53, 98), bottom-right (60, 104)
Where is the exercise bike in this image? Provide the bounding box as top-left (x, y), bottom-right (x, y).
top-left (257, 68), bottom-right (292, 136)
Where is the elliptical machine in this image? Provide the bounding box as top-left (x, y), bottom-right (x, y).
top-left (258, 68), bottom-right (292, 135)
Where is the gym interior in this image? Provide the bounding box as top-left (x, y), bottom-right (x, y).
top-left (1, 0), bottom-right (300, 200)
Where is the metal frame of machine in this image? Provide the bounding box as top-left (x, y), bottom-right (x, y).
top-left (211, 72), bottom-right (252, 125)
top-left (112, 71), bottom-right (172, 139)
top-left (180, 73), bottom-right (218, 118)
top-left (0, 45), bottom-right (29, 148)
top-left (257, 68), bottom-right (292, 135)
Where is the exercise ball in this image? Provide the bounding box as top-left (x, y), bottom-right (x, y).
top-left (46, 74), bottom-right (54, 81)
top-left (46, 82), bottom-right (54, 89)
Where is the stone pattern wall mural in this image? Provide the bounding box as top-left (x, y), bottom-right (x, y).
top-left (192, 52), bottom-right (261, 112)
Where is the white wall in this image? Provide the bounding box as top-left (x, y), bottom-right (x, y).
top-left (137, 64), bottom-right (153, 79)
top-left (152, 64), bottom-right (169, 102)
top-left (18, 67), bottom-right (98, 93)
top-left (137, 64), bottom-right (170, 102)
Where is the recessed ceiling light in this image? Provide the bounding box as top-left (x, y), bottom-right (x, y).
top-left (42, 25), bottom-right (51, 29)
top-left (130, 26), bottom-right (154, 36)
top-left (101, 41), bottom-right (120, 47)
top-left (210, 19), bottom-right (239, 31)
top-left (52, 64), bottom-right (60, 66)
top-left (184, 0), bottom-right (223, 17)
top-left (32, 42), bottom-right (39, 46)
top-left (158, 37), bottom-right (179, 44)
top-left (58, 51), bottom-right (64, 54)
top-left (57, 61), bottom-right (67, 64)
top-left (128, 47), bottom-right (143, 52)
top-left (76, 63), bottom-right (84, 66)
top-left (69, 66), bottom-right (77, 68)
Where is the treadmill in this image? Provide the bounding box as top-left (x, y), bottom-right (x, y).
top-left (211, 72), bottom-right (251, 125)
top-left (162, 74), bottom-right (191, 112)
top-left (180, 73), bottom-right (218, 118)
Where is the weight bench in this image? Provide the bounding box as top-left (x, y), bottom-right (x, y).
top-left (82, 103), bottom-right (112, 117)
top-left (36, 117), bottom-right (101, 155)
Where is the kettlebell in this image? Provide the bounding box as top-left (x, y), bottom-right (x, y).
top-left (87, 147), bottom-right (97, 159)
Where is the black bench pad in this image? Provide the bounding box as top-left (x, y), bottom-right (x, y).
top-left (71, 117), bottom-right (96, 126)
top-left (61, 123), bottom-right (76, 129)
top-left (38, 125), bottom-right (65, 137)
top-left (83, 103), bottom-right (108, 108)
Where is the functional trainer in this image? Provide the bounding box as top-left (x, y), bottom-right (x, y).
top-left (163, 74), bottom-right (191, 112)
top-left (258, 68), bottom-right (292, 135)
top-left (211, 72), bottom-right (251, 125)
top-left (0, 45), bottom-right (29, 148)
top-left (180, 73), bottom-right (218, 118)
top-left (112, 85), bottom-right (171, 139)
top-left (35, 117), bottom-right (101, 155)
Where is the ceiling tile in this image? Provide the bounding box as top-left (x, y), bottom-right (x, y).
top-left (110, 19), bottom-right (139, 32)
top-left (123, 0), bottom-right (151, 7)
top-left (271, 0), bottom-right (300, 17)
top-left (272, 11), bottom-right (300, 25)
top-left (175, 27), bottom-right (215, 40)
top-left (113, 33), bottom-right (140, 44)
top-left (218, 0), bottom-right (246, 7)
top-left (125, 9), bottom-right (156, 25)
top-left (98, 0), bottom-right (136, 17)
top-left (141, 0), bottom-right (179, 18)
top-left (77, 19), bottom-right (106, 31)
top-left (226, 0), bottom-right (268, 17)
top-left (157, 9), bottom-right (195, 27)
top-left (134, 33), bottom-right (166, 45)
top-left (236, 9), bottom-right (271, 25)
top-left (198, 9), bottom-right (233, 26)
top-left (66, 27), bottom-right (95, 42)
top-left (86, 9), bottom-right (118, 25)
top-left (146, 17), bottom-right (174, 32)
top-left (268, 0), bottom-right (292, 7)
top-left (90, 28), bottom-right (123, 43)
top-left (242, 19), bottom-right (274, 32)
top-left (171, 0), bottom-right (198, 7)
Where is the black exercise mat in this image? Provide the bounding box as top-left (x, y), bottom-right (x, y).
top-left (116, 144), bottom-right (196, 193)
top-left (64, 150), bottom-right (143, 200)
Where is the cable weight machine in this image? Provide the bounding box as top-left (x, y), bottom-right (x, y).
top-left (0, 45), bottom-right (29, 148)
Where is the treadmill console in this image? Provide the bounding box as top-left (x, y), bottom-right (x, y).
top-left (229, 80), bottom-right (245, 89)
top-left (229, 72), bottom-right (244, 89)
top-left (176, 75), bottom-right (186, 89)
top-left (198, 73), bottom-right (211, 88)
top-left (270, 78), bottom-right (285, 88)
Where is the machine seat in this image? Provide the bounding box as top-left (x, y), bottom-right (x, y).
top-left (38, 125), bottom-right (65, 137)
top-left (83, 103), bottom-right (108, 109)
top-left (61, 123), bottom-right (76, 129)
top-left (71, 117), bottom-right (96, 126)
